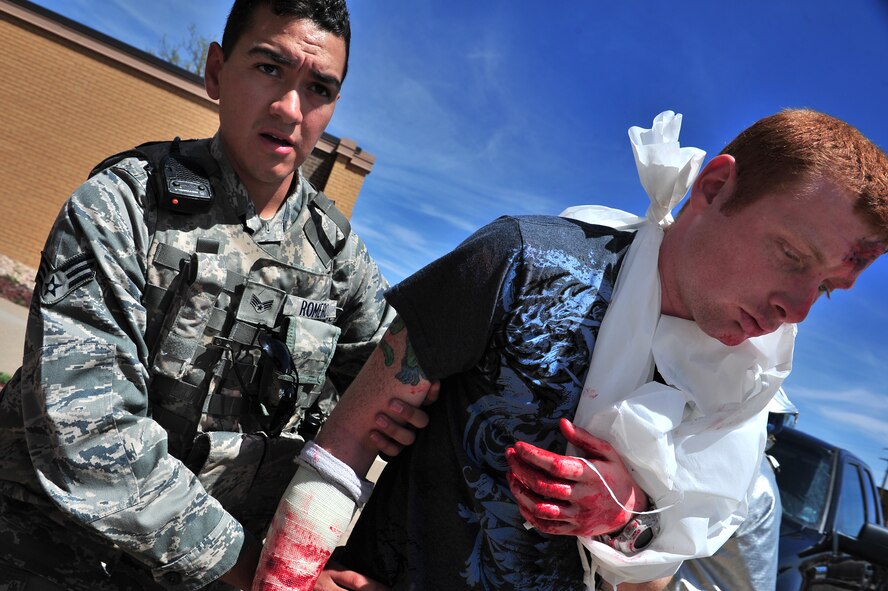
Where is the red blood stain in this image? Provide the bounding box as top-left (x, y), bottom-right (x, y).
top-left (550, 455), bottom-right (582, 478)
top-left (254, 508), bottom-right (340, 590)
top-left (507, 444), bottom-right (634, 534)
top-left (845, 239), bottom-right (885, 273)
top-left (514, 441), bottom-right (585, 479)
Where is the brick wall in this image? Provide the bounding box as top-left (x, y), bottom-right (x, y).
top-left (0, 1), bottom-right (374, 272)
top-left (0, 5), bottom-right (217, 269)
top-left (311, 137), bottom-right (375, 217)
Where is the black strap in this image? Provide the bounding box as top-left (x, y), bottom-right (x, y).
top-left (89, 138), bottom-right (218, 215)
top-left (303, 191), bottom-right (352, 266)
top-left (311, 191), bottom-right (351, 244)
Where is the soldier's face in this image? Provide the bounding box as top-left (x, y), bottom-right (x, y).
top-left (204, 5), bottom-right (345, 195)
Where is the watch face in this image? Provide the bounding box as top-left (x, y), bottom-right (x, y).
top-left (634, 526), bottom-right (654, 550)
top-left (599, 512), bottom-right (660, 555)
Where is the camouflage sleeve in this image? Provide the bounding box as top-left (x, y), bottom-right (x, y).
top-left (326, 231), bottom-right (396, 394)
top-left (21, 160), bottom-right (243, 589)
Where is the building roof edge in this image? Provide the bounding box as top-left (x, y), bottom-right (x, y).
top-left (0, 0), bottom-right (213, 103)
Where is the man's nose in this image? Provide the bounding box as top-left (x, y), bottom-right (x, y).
top-left (770, 287), bottom-right (816, 324)
top-left (270, 89), bottom-right (303, 124)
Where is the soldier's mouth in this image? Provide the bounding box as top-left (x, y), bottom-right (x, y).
top-left (261, 133), bottom-right (294, 147)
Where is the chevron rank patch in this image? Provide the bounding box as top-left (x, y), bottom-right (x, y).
top-left (38, 253), bottom-right (97, 305)
top-left (250, 292), bottom-right (275, 313)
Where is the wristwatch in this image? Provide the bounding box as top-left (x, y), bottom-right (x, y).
top-left (598, 512), bottom-right (660, 555)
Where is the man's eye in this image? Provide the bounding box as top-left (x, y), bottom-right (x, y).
top-left (818, 284), bottom-right (832, 300)
top-left (258, 64), bottom-right (279, 76)
top-left (783, 246), bottom-right (801, 262)
top-left (309, 83), bottom-right (332, 98)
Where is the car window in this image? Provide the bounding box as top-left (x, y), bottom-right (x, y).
top-left (835, 463), bottom-right (866, 538)
top-left (860, 466), bottom-right (880, 525)
top-left (772, 436), bottom-right (833, 530)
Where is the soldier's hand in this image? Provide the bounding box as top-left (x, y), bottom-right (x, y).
top-left (368, 381), bottom-right (440, 457)
top-left (314, 561), bottom-right (390, 590)
top-left (505, 418), bottom-right (646, 537)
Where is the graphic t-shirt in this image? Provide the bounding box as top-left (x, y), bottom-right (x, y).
top-left (339, 215), bottom-right (634, 590)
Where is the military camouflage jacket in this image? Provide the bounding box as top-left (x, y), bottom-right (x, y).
top-left (0, 134), bottom-right (393, 589)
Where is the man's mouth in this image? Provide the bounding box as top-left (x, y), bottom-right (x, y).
top-left (739, 309), bottom-right (766, 337)
top-left (260, 133), bottom-right (294, 147)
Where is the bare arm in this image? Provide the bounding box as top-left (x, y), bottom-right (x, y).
top-left (251, 318), bottom-right (433, 591)
top-left (314, 316), bottom-right (432, 477)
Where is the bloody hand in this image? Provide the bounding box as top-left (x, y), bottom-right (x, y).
top-left (505, 418), bottom-right (646, 537)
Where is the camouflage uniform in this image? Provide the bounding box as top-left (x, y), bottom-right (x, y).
top-left (0, 134), bottom-right (393, 590)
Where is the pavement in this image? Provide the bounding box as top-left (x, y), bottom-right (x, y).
top-left (0, 298), bottom-right (27, 376)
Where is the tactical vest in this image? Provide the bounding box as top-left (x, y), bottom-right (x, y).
top-left (90, 138), bottom-right (353, 532)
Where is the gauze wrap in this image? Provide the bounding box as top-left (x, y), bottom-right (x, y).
top-left (561, 111), bottom-right (796, 586)
top-left (251, 442), bottom-right (371, 591)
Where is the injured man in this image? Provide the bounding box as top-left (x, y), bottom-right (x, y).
top-left (251, 108), bottom-right (888, 590)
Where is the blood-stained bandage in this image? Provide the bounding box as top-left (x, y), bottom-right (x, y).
top-left (251, 442), bottom-right (370, 591)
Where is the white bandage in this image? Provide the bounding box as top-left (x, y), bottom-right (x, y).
top-left (250, 459), bottom-right (355, 591)
top-left (297, 441), bottom-right (374, 506)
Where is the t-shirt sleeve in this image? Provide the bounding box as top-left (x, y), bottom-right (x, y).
top-left (385, 216), bottom-right (523, 380)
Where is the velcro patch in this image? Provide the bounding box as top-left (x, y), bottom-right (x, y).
top-left (290, 296), bottom-right (338, 322)
top-left (38, 253), bottom-right (97, 305)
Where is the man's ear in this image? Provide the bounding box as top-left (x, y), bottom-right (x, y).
top-left (687, 154), bottom-right (737, 212)
top-left (204, 42), bottom-right (225, 101)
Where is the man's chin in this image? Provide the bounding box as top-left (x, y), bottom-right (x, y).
top-left (253, 165), bottom-right (299, 187)
top-left (711, 328), bottom-right (748, 347)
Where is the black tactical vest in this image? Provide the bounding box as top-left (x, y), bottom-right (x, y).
top-left (91, 138), bottom-right (354, 533)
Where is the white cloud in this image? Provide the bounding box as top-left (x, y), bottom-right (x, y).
top-left (786, 384), bottom-right (888, 471)
top-left (107, 0), bottom-right (159, 36)
top-left (823, 409), bottom-right (888, 441)
top-left (790, 385), bottom-right (886, 411)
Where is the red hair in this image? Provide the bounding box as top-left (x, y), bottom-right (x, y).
top-left (721, 109), bottom-right (888, 238)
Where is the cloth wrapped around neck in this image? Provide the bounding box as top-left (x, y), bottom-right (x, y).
top-left (561, 111), bottom-right (796, 585)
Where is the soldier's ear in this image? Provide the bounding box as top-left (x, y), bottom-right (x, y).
top-left (205, 42), bottom-right (224, 101)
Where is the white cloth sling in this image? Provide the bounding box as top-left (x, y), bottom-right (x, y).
top-left (561, 111), bottom-right (796, 586)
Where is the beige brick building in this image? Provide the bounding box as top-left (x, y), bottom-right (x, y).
top-left (0, 0), bottom-right (374, 271)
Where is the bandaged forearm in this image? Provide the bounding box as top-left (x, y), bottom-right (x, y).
top-left (251, 442), bottom-right (373, 591)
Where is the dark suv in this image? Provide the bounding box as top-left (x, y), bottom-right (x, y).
top-left (770, 427), bottom-right (888, 590)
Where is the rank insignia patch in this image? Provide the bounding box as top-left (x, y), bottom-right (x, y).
top-left (38, 253), bottom-right (97, 305)
top-left (250, 293), bottom-right (274, 313)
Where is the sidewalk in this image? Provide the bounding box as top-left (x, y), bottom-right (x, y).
top-left (0, 298), bottom-right (27, 376)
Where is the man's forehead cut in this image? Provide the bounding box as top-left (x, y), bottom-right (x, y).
top-left (846, 238), bottom-right (887, 273)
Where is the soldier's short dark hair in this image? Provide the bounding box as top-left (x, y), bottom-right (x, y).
top-left (222, 0), bottom-right (351, 82)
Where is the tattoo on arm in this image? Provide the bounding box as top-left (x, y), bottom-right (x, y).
top-left (395, 337), bottom-right (425, 386)
top-left (380, 317), bottom-right (404, 366)
top-left (389, 316), bottom-right (406, 335)
top-left (380, 316), bottom-right (427, 385)
top-left (380, 340), bottom-right (395, 366)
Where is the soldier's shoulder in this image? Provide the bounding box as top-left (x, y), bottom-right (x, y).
top-left (85, 153), bottom-right (151, 204)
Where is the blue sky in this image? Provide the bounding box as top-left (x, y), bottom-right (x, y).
top-left (30, 0), bottom-right (888, 479)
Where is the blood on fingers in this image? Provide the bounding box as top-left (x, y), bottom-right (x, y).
top-left (512, 441), bottom-right (585, 479)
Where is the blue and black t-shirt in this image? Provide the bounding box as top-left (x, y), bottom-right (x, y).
top-left (338, 215), bottom-right (634, 590)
